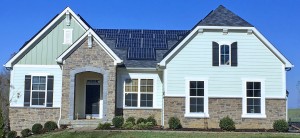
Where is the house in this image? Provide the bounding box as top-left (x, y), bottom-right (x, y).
top-left (4, 5), bottom-right (293, 131)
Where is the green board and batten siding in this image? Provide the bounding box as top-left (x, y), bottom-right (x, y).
top-left (17, 16), bottom-right (86, 65)
top-left (166, 31), bottom-right (284, 98)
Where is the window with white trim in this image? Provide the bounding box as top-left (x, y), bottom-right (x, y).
top-left (63, 29), bottom-right (73, 44)
top-left (31, 76), bottom-right (46, 106)
top-left (220, 44), bottom-right (230, 65)
top-left (246, 82), bottom-right (261, 113)
top-left (242, 79), bottom-right (266, 118)
top-left (185, 79), bottom-right (209, 118)
top-left (124, 78), bottom-right (153, 108)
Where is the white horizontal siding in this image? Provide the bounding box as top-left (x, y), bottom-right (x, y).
top-left (166, 31), bottom-right (284, 98)
top-left (10, 65), bottom-right (62, 107)
top-left (116, 69), bottom-right (163, 108)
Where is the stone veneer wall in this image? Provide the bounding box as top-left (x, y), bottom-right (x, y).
top-left (9, 107), bottom-right (60, 131)
top-left (122, 109), bottom-right (162, 125)
top-left (164, 97), bottom-right (286, 129)
top-left (61, 38), bottom-right (116, 122)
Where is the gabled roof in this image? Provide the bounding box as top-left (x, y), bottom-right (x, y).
top-left (56, 29), bottom-right (123, 65)
top-left (4, 7), bottom-right (90, 68)
top-left (198, 5), bottom-right (253, 27)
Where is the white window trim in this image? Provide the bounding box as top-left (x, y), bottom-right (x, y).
top-left (184, 78), bottom-right (209, 118)
top-left (218, 41), bottom-right (232, 66)
top-left (63, 28), bottom-right (73, 45)
top-left (123, 76), bottom-right (156, 109)
top-left (30, 75), bottom-right (48, 107)
top-left (241, 78), bottom-right (266, 118)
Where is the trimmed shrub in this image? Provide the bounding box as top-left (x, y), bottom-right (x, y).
top-left (112, 116), bottom-right (124, 128)
top-left (44, 121), bottom-right (58, 132)
top-left (6, 131), bottom-right (17, 138)
top-left (273, 119), bottom-right (289, 132)
top-left (97, 123), bottom-right (111, 130)
top-left (133, 122), bottom-right (153, 130)
top-left (146, 116), bottom-right (157, 126)
top-left (126, 117), bottom-right (136, 125)
top-left (168, 117), bottom-right (182, 129)
top-left (122, 122), bottom-right (134, 129)
top-left (32, 123), bottom-right (43, 134)
top-left (219, 116), bottom-right (235, 131)
top-left (136, 118), bottom-right (146, 124)
top-left (21, 128), bottom-right (31, 137)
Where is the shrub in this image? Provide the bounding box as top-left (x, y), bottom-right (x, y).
top-left (136, 118), bottom-right (146, 124)
top-left (44, 121), bottom-right (58, 132)
top-left (146, 116), bottom-right (157, 126)
top-left (133, 122), bottom-right (153, 130)
top-left (273, 119), bottom-right (289, 132)
top-left (21, 128), bottom-right (31, 137)
top-left (168, 117), bottom-right (182, 129)
top-left (126, 117), bottom-right (136, 125)
top-left (122, 122), bottom-right (134, 129)
top-left (219, 116), bottom-right (235, 131)
top-left (112, 116), bottom-right (124, 128)
top-left (32, 123), bottom-right (43, 134)
top-left (6, 131), bottom-right (17, 138)
top-left (97, 122), bottom-right (111, 130)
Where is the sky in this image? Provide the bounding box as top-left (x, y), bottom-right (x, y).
top-left (0, 0), bottom-right (299, 108)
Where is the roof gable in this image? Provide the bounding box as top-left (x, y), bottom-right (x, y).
top-left (198, 5), bottom-right (253, 27)
top-left (4, 7), bottom-right (90, 68)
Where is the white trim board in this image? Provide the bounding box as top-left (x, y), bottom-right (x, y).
top-left (56, 29), bottom-right (122, 65)
top-left (4, 7), bottom-right (89, 68)
top-left (158, 26), bottom-right (293, 68)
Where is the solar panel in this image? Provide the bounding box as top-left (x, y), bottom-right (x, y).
top-left (127, 47), bottom-right (156, 60)
top-left (155, 34), bottom-right (178, 40)
top-left (106, 33), bottom-right (129, 39)
top-left (166, 30), bottom-right (189, 35)
top-left (131, 33), bottom-right (153, 38)
top-left (143, 38), bottom-right (168, 49)
top-left (119, 29), bottom-right (142, 34)
top-left (143, 30), bottom-right (165, 34)
top-left (94, 29), bottom-right (119, 34)
top-left (116, 38), bottom-right (141, 48)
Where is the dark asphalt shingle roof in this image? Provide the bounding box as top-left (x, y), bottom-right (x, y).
top-left (197, 5), bottom-right (253, 27)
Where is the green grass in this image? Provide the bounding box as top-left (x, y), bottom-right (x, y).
top-left (288, 108), bottom-right (300, 122)
top-left (31, 131), bottom-right (300, 138)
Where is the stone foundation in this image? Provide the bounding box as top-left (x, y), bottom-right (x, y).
top-left (9, 107), bottom-right (60, 131)
top-left (164, 97), bottom-right (286, 129)
top-left (121, 109), bottom-right (162, 125)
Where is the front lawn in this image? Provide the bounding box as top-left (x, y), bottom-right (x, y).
top-left (31, 130), bottom-right (300, 138)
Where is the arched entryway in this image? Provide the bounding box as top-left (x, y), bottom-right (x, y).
top-left (74, 72), bottom-right (103, 119)
top-left (69, 66), bottom-right (108, 120)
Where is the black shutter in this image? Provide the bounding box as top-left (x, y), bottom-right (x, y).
top-left (212, 41), bottom-right (219, 66)
top-left (231, 42), bottom-right (238, 66)
top-left (46, 75), bottom-right (54, 107)
top-left (24, 75), bottom-right (31, 106)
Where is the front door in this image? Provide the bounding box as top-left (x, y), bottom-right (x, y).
top-left (85, 80), bottom-right (100, 117)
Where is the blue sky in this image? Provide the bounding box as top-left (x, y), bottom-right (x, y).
top-left (0, 0), bottom-right (299, 108)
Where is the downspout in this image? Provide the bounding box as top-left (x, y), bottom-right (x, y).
top-left (285, 67), bottom-right (291, 122)
top-left (57, 64), bottom-right (63, 128)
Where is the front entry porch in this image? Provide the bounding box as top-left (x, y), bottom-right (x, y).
top-left (74, 72), bottom-right (103, 120)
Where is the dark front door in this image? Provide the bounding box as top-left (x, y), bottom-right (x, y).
top-left (85, 84), bottom-right (100, 115)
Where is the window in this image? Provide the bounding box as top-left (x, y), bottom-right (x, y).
top-left (23, 75), bottom-right (54, 107)
top-left (220, 45), bottom-right (230, 65)
top-left (246, 82), bottom-right (261, 113)
top-left (189, 81), bottom-right (204, 112)
top-left (63, 29), bottom-right (73, 44)
top-left (124, 78), bottom-right (154, 108)
top-left (31, 76), bottom-right (46, 106)
top-left (185, 79), bottom-right (209, 118)
top-left (212, 41), bottom-right (237, 66)
top-left (242, 79), bottom-right (266, 118)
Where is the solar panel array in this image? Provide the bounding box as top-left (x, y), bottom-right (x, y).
top-left (94, 29), bottom-right (189, 60)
